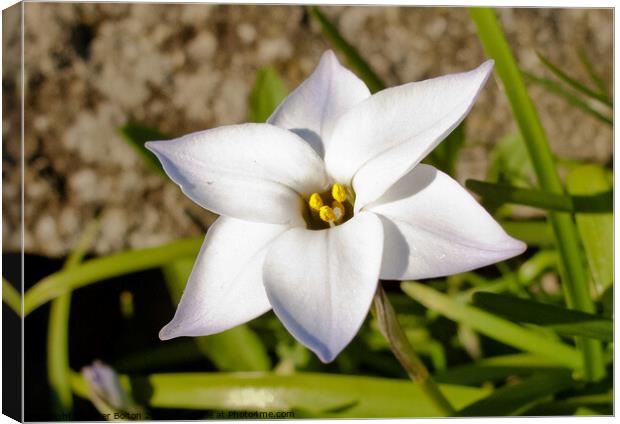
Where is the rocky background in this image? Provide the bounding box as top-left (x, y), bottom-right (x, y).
top-left (2, 4), bottom-right (613, 257)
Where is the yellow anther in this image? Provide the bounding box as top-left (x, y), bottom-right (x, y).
top-left (319, 206), bottom-right (336, 223)
top-left (308, 193), bottom-right (324, 211)
top-left (332, 200), bottom-right (344, 221)
top-left (331, 183), bottom-right (347, 203)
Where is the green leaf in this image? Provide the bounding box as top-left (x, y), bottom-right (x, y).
top-left (456, 370), bottom-right (575, 416)
top-left (2, 277), bottom-right (20, 315)
top-left (469, 7), bottom-right (604, 382)
top-left (425, 121), bottom-right (466, 177)
top-left (456, 250), bottom-right (558, 303)
top-left (473, 292), bottom-right (612, 342)
top-left (522, 391), bottom-right (613, 416)
top-left (162, 258), bottom-right (271, 371)
top-left (523, 72), bottom-right (612, 126)
top-left (23, 237), bottom-right (203, 316)
top-left (466, 179), bottom-right (612, 213)
top-left (119, 123), bottom-right (170, 175)
top-left (499, 220), bottom-right (554, 247)
top-left (536, 51), bottom-right (612, 108)
top-left (248, 67), bottom-right (288, 123)
top-left (308, 6), bottom-right (386, 93)
top-left (400, 282), bottom-right (582, 369)
top-left (435, 354), bottom-right (566, 386)
top-left (516, 249), bottom-right (557, 285)
top-left (47, 220), bottom-right (100, 418)
top-left (566, 165), bottom-right (614, 294)
top-left (71, 371), bottom-right (490, 417)
top-left (487, 132), bottom-right (535, 188)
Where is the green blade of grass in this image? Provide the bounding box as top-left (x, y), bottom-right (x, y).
top-left (47, 220), bottom-right (100, 418)
top-left (535, 51), bottom-right (612, 108)
top-left (435, 354), bottom-right (566, 386)
top-left (23, 237), bottom-right (203, 316)
top-left (248, 66), bottom-right (289, 123)
top-left (2, 278), bottom-right (21, 315)
top-left (456, 370), bottom-right (575, 416)
top-left (162, 257), bottom-right (271, 371)
top-left (498, 220), bottom-right (554, 247)
top-left (469, 7), bottom-right (605, 382)
top-left (487, 132), bottom-right (535, 188)
top-left (401, 281), bottom-right (581, 370)
top-left (523, 72), bottom-right (612, 126)
top-left (466, 179), bottom-right (612, 213)
top-left (308, 6), bottom-right (386, 93)
top-left (71, 371), bottom-right (489, 417)
top-left (522, 391), bottom-right (613, 416)
top-left (473, 292), bottom-right (612, 342)
top-left (566, 165), bottom-right (614, 295)
top-left (576, 48), bottom-right (608, 96)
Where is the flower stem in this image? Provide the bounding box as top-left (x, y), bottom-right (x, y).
top-left (372, 285), bottom-right (456, 416)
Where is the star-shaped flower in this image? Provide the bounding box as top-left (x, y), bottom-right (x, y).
top-left (146, 50), bottom-right (526, 363)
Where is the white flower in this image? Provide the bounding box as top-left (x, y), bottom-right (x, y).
top-left (146, 50), bottom-right (526, 363)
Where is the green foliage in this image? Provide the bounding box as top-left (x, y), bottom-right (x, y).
top-left (248, 67), bottom-right (289, 123)
top-left (473, 293), bottom-right (612, 342)
top-left (576, 48), bottom-right (609, 96)
top-left (566, 165), bottom-right (614, 294)
top-left (469, 7), bottom-right (605, 382)
top-left (401, 282), bottom-right (581, 369)
top-left (47, 220), bottom-right (101, 419)
top-left (23, 237), bottom-right (203, 316)
top-left (435, 354), bottom-right (565, 386)
top-left (456, 370), bottom-right (575, 416)
top-left (523, 72), bottom-right (612, 125)
top-left (70, 371), bottom-right (489, 417)
top-left (466, 179), bottom-right (612, 213)
top-left (535, 51), bottom-right (612, 108)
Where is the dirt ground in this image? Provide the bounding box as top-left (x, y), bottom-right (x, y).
top-left (2, 4), bottom-right (613, 257)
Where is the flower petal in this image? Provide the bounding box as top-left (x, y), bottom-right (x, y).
top-left (262, 212), bottom-right (383, 362)
top-left (146, 123), bottom-right (329, 225)
top-left (159, 217), bottom-right (289, 340)
top-left (268, 50), bottom-right (371, 157)
top-left (367, 164), bottom-right (526, 280)
top-left (324, 61), bottom-right (494, 210)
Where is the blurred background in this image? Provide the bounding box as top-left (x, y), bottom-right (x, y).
top-left (3, 4), bottom-right (613, 257)
top-left (2, 3), bottom-right (613, 421)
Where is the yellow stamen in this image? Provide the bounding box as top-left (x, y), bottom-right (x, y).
top-left (332, 200), bottom-right (344, 221)
top-left (319, 205), bottom-right (336, 223)
top-left (308, 193), bottom-right (324, 211)
top-left (331, 183), bottom-right (347, 203)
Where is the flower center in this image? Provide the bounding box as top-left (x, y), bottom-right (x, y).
top-left (303, 183), bottom-right (355, 230)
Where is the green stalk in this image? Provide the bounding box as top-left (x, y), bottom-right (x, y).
top-left (24, 237), bottom-right (202, 316)
top-left (372, 286), bottom-right (455, 416)
top-left (468, 7), bottom-right (605, 381)
top-left (47, 220), bottom-right (100, 418)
